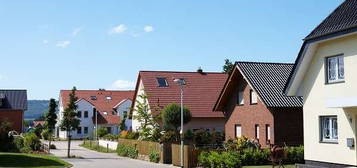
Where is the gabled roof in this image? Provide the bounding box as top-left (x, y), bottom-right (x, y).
top-left (60, 90), bottom-right (134, 125)
top-left (305, 0), bottom-right (357, 40)
top-left (215, 62), bottom-right (302, 110)
top-left (0, 90), bottom-right (27, 110)
top-left (285, 0), bottom-right (357, 95)
top-left (113, 99), bottom-right (132, 109)
top-left (132, 71), bottom-right (228, 118)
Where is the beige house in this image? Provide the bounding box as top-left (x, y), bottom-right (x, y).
top-left (285, 0), bottom-right (357, 167)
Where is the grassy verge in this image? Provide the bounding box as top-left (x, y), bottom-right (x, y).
top-left (243, 165), bottom-right (295, 168)
top-left (79, 140), bottom-right (116, 153)
top-left (0, 152), bottom-right (71, 168)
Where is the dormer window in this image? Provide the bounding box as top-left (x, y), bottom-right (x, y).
top-left (157, 77), bottom-right (168, 87)
top-left (91, 96), bottom-right (97, 100)
top-left (106, 96), bottom-right (112, 100)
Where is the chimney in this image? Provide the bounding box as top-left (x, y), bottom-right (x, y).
top-left (197, 67), bottom-right (203, 74)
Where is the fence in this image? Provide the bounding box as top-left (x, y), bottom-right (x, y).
top-left (117, 138), bottom-right (172, 164)
top-left (172, 144), bottom-right (200, 168)
top-left (99, 139), bottom-right (118, 150)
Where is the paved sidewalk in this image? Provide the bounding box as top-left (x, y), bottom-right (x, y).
top-left (49, 140), bottom-right (177, 168)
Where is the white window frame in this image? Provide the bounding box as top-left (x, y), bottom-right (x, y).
top-left (238, 91), bottom-right (244, 105)
top-left (235, 124), bottom-right (242, 138)
top-left (255, 125), bottom-right (260, 139)
top-left (326, 55), bottom-right (344, 83)
top-left (250, 89), bottom-right (258, 104)
top-left (266, 124), bottom-right (271, 141)
top-left (320, 116), bottom-right (338, 143)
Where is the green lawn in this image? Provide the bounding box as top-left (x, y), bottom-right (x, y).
top-left (80, 141), bottom-right (116, 153)
top-left (243, 165), bottom-right (295, 168)
top-left (0, 153), bottom-right (71, 168)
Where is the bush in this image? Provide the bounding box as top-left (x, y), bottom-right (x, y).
top-left (116, 144), bottom-right (138, 159)
top-left (149, 150), bottom-right (160, 163)
top-left (193, 129), bottom-right (211, 144)
top-left (97, 127), bottom-right (108, 138)
top-left (13, 136), bottom-right (24, 152)
top-left (198, 151), bottom-right (241, 168)
top-left (119, 130), bottom-right (129, 139)
top-left (284, 146), bottom-right (304, 164)
top-left (23, 133), bottom-right (41, 151)
top-left (240, 148), bottom-right (269, 165)
top-left (49, 144), bottom-right (56, 149)
top-left (0, 119), bottom-right (15, 152)
top-left (41, 129), bottom-right (51, 140)
top-left (160, 130), bottom-right (179, 143)
top-left (126, 132), bottom-right (139, 140)
top-left (103, 134), bottom-right (118, 141)
top-left (224, 136), bottom-right (260, 151)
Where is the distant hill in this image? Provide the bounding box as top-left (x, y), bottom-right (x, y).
top-left (25, 100), bottom-right (51, 120)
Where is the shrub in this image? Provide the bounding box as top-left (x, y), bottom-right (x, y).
top-left (193, 129), bottom-right (211, 144)
top-left (103, 134), bottom-right (118, 141)
top-left (97, 127), bottom-right (108, 138)
top-left (0, 119), bottom-right (14, 152)
top-left (284, 146), bottom-right (304, 164)
top-left (50, 144), bottom-right (56, 149)
top-left (224, 136), bottom-right (260, 151)
top-left (13, 136), bottom-right (24, 152)
top-left (162, 103), bottom-right (191, 132)
top-left (116, 144), bottom-right (138, 159)
top-left (198, 151), bottom-right (241, 168)
top-left (160, 130), bottom-right (179, 143)
top-left (149, 150), bottom-right (160, 163)
top-left (240, 148), bottom-right (269, 166)
top-left (184, 129), bottom-right (194, 141)
top-left (126, 132), bottom-right (139, 140)
top-left (23, 133), bottom-right (41, 151)
top-left (41, 129), bottom-right (51, 140)
top-left (119, 130), bottom-right (129, 139)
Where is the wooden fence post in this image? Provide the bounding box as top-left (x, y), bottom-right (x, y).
top-left (107, 143), bottom-right (109, 152)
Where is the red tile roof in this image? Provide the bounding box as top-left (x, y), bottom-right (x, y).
top-left (60, 90), bottom-right (134, 125)
top-left (132, 71), bottom-right (227, 118)
top-left (33, 121), bottom-right (45, 127)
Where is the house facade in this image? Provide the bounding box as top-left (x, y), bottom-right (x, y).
top-left (56, 89), bottom-right (134, 139)
top-left (131, 70), bottom-right (227, 132)
top-left (285, 0), bottom-right (357, 167)
top-left (0, 90), bottom-right (27, 133)
top-left (214, 62), bottom-right (303, 148)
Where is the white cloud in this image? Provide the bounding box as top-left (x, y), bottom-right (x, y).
top-left (72, 27), bottom-right (82, 36)
top-left (110, 80), bottom-right (135, 89)
top-left (109, 24), bottom-right (127, 34)
top-left (144, 25), bottom-right (154, 32)
top-left (56, 41), bottom-right (71, 48)
top-left (43, 40), bottom-right (49, 44)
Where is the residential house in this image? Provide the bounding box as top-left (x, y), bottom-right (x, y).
top-left (0, 89), bottom-right (27, 133)
top-left (214, 62), bottom-right (303, 147)
top-left (56, 89), bottom-right (134, 139)
top-left (284, 0), bottom-right (357, 167)
top-left (131, 70), bottom-right (227, 132)
top-left (33, 121), bottom-right (45, 127)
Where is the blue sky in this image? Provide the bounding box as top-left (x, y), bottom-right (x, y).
top-left (0, 0), bottom-right (343, 99)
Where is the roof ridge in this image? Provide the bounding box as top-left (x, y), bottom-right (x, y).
top-left (0, 89), bottom-right (27, 91)
top-left (140, 70), bottom-right (225, 74)
top-left (235, 61), bottom-right (294, 65)
top-left (60, 90), bottom-right (135, 92)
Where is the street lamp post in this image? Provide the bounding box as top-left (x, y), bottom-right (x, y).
top-left (173, 78), bottom-right (185, 168)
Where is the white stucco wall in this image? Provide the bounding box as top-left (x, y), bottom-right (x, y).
top-left (99, 139), bottom-right (118, 150)
top-left (297, 34), bottom-right (357, 166)
top-left (131, 80), bottom-right (152, 132)
top-left (56, 98), bottom-right (95, 139)
top-left (115, 99), bottom-right (132, 131)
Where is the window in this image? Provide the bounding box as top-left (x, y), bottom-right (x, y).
top-left (266, 125), bottom-right (271, 143)
top-left (84, 111), bottom-right (88, 118)
top-left (255, 125), bottom-right (260, 140)
top-left (106, 96), bottom-right (112, 100)
top-left (103, 112), bottom-right (108, 115)
top-left (250, 90), bottom-right (258, 104)
top-left (77, 127), bottom-right (82, 134)
top-left (235, 124), bottom-right (242, 138)
top-left (84, 127), bottom-right (88, 134)
top-left (157, 77), bottom-right (168, 87)
top-left (90, 96), bottom-right (97, 100)
top-left (237, 91), bottom-right (244, 105)
top-left (320, 116), bottom-right (338, 143)
top-left (77, 111), bottom-right (82, 118)
top-left (326, 55), bottom-right (344, 83)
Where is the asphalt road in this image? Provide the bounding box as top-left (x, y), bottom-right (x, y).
top-left (49, 140), bottom-right (177, 168)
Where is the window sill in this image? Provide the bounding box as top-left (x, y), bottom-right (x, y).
top-left (237, 104), bottom-right (244, 106)
top-left (319, 140), bottom-right (338, 144)
top-left (325, 80), bottom-right (345, 85)
top-left (250, 103), bottom-right (258, 105)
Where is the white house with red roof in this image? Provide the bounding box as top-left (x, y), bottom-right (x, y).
top-left (131, 70), bottom-right (227, 132)
top-left (56, 89), bottom-right (134, 139)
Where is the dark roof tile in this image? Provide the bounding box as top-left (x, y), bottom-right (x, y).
top-left (0, 90), bottom-right (27, 110)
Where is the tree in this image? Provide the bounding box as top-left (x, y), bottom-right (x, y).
top-left (44, 98), bottom-right (57, 153)
top-left (162, 103), bottom-right (192, 138)
top-left (223, 59), bottom-right (234, 75)
top-left (119, 111), bottom-right (128, 131)
top-left (59, 87), bottom-right (80, 158)
top-left (133, 93), bottom-right (160, 141)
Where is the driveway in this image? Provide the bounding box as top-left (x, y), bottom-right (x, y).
top-left (49, 140), bottom-right (177, 168)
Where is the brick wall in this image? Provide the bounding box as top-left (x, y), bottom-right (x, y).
top-left (0, 110), bottom-right (23, 132)
top-left (223, 76), bottom-right (274, 147)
